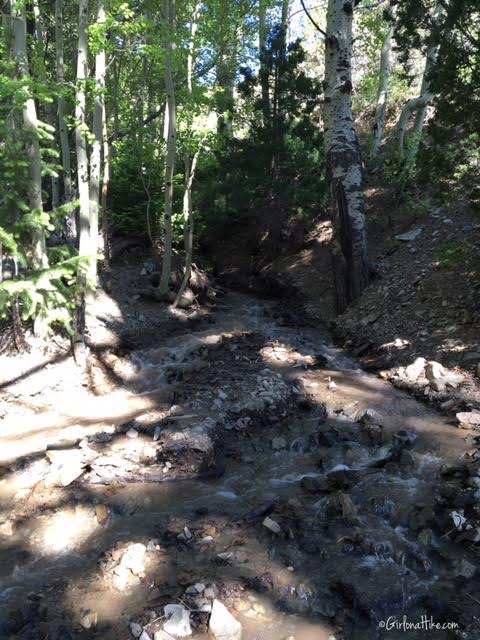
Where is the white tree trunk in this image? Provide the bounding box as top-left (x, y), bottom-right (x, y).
top-left (324, 0), bottom-right (369, 310)
top-left (74, 0), bottom-right (89, 358)
top-left (371, 8), bottom-right (394, 158)
top-left (259, 0), bottom-right (270, 124)
top-left (101, 100), bottom-right (111, 266)
top-left (11, 0), bottom-right (48, 270)
top-left (159, 0), bottom-right (177, 296)
top-left (55, 0), bottom-right (75, 241)
top-left (398, 2), bottom-right (444, 165)
top-left (88, 0), bottom-right (106, 305)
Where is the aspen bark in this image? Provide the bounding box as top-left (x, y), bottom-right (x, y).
top-left (158, 0), bottom-right (177, 296)
top-left (55, 0), bottom-right (75, 241)
top-left (74, 0), bottom-right (89, 357)
top-left (371, 7), bottom-right (394, 158)
top-left (259, 0), bottom-right (270, 125)
top-left (88, 0), bottom-right (106, 304)
top-left (324, 0), bottom-right (369, 311)
top-left (11, 0), bottom-right (48, 270)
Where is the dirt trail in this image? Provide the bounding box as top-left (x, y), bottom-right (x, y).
top-left (0, 292), bottom-right (478, 640)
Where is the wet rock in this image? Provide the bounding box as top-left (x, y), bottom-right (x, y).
top-left (121, 542), bottom-right (146, 575)
top-left (262, 516), bottom-right (282, 534)
top-left (272, 437), bottom-right (287, 450)
top-left (392, 429), bottom-right (417, 448)
top-left (404, 357), bottom-right (426, 382)
top-left (209, 599), bottom-right (242, 640)
top-left (163, 604), bottom-right (192, 637)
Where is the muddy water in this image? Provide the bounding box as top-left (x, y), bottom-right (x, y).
top-left (0, 293), bottom-right (474, 639)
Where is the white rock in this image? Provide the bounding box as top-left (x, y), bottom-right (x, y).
top-left (425, 361), bottom-right (446, 382)
top-left (153, 426), bottom-right (161, 441)
top-left (130, 622), bottom-right (143, 638)
top-left (112, 564), bottom-right (130, 591)
top-left (262, 516), bottom-right (282, 534)
top-left (163, 604), bottom-right (192, 637)
top-left (154, 632), bottom-right (175, 640)
top-left (126, 428), bottom-right (139, 439)
top-left (404, 357), bottom-right (426, 382)
top-left (395, 228), bottom-right (422, 241)
top-left (121, 543), bottom-right (147, 575)
top-left (80, 612), bottom-right (97, 629)
top-left (327, 380), bottom-right (337, 391)
top-left (139, 632), bottom-right (152, 640)
top-left (209, 599), bottom-right (242, 640)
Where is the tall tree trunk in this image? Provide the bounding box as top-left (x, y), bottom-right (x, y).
top-left (259, 0), bottom-right (270, 125)
top-left (324, 0), bottom-right (369, 311)
top-left (11, 0), bottom-right (48, 271)
top-left (55, 0), bottom-right (75, 242)
top-left (74, 0), bottom-right (89, 359)
top-left (101, 100), bottom-right (111, 268)
top-left (88, 0), bottom-right (106, 305)
top-left (158, 0), bottom-right (176, 296)
top-left (371, 6), bottom-right (394, 158)
top-left (398, 2), bottom-right (444, 167)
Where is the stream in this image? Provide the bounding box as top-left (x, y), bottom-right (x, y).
top-left (0, 292), bottom-right (477, 639)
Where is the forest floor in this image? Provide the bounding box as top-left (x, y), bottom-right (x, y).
top-left (1, 249), bottom-right (480, 639)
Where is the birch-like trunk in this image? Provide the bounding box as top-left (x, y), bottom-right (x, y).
top-left (88, 0), bottom-right (106, 305)
top-left (101, 101), bottom-right (111, 267)
top-left (259, 0), bottom-right (270, 125)
top-left (324, 0), bottom-right (369, 311)
top-left (371, 8), bottom-right (394, 158)
top-left (158, 0), bottom-right (177, 296)
top-left (74, 0), bottom-right (89, 358)
top-left (55, 0), bottom-right (75, 241)
top-left (173, 0), bottom-right (202, 308)
top-left (398, 2), bottom-right (444, 165)
top-left (11, 0), bottom-right (48, 270)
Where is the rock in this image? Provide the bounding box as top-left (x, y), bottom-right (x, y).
top-left (360, 408), bottom-right (384, 425)
top-left (126, 428), bottom-right (139, 439)
top-left (153, 426), bottom-right (161, 441)
top-left (272, 437), bottom-right (287, 450)
top-left (112, 564), bottom-right (130, 591)
top-left (463, 352), bottom-right (480, 363)
top-left (327, 380), bottom-right (337, 391)
top-left (121, 543), bottom-right (146, 575)
top-left (262, 517), bottom-right (282, 534)
top-left (457, 412), bottom-right (480, 429)
top-left (425, 361), bottom-right (464, 389)
top-left (0, 519), bottom-right (14, 536)
top-left (425, 361), bottom-right (446, 382)
top-left (209, 600), bottom-right (242, 640)
top-left (80, 611), bottom-right (97, 629)
top-left (45, 449), bottom-right (89, 487)
top-left (163, 604), bottom-right (192, 637)
top-left (204, 583), bottom-right (219, 599)
top-left (139, 633), bottom-right (151, 640)
top-left (95, 504), bottom-right (109, 526)
top-left (430, 379), bottom-right (446, 393)
top-left (186, 582), bottom-right (205, 595)
top-left (404, 357), bottom-right (426, 382)
top-left (393, 429), bottom-right (417, 448)
top-left (455, 558), bottom-right (476, 579)
top-left (130, 622), bottom-right (143, 638)
top-left (395, 228), bottom-right (422, 241)
top-left (154, 632), bottom-right (175, 640)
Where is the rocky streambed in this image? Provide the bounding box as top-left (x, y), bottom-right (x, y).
top-left (0, 293), bottom-right (479, 640)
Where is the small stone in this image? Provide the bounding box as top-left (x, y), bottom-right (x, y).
top-left (163, 604), bottom-right (192, 637)
top-left (262, 516), bottom-right (282, 534)
top-left (139, 632), bottom-right (151, 640)
top-left (395, 228), bottom-right (422, 241)
top-left (393, 429), bottom-right (418, 448)
top-left (404, 357), bottom-right (426, 382)
top-left (112, 564), bottom-right (130, 591)
top-left (95, 504), bottom-right (109, 526)
top-left (271, 437), bottom-right (287, 450)
top-left (154, 632), bottom-right (175, 640)
top-left (204, 583), bottom-right (219, 599)
top-left (121, 543), bottom-right (147, 575)
top-left (80, 612), bottom-right (97, 629)
top-left (209, 600), bottom-right (242, 640)
top-left (328, 380), bottom-right (337, 391)
top-left (455, 558), bottom-right (476, 579)
top-left (0, 520), bottom-right (14, 536)
top-left (126, 428), bottom-right (139, 439)
top-left (153, 426), bottom-right (161, 441)
top-left (130, 622), bottom-right (143, 638)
